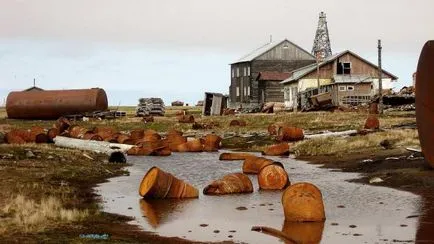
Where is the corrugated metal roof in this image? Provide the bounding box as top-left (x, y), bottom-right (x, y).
top-left (281, 50), bottom-right (398, 85)
top-left (231, 39), bottom-right (314, 64)
top-left (257, 71), bottom-right (292, 81)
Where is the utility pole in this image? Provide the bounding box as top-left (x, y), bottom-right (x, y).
top-left (378, 40), bottom-right (383, 114)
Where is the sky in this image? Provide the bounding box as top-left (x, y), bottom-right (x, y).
top-left (0, 0), bottom-right (432, 106)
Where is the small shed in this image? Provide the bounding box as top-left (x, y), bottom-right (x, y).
top-left (202, 92), bottom-right (228, 116)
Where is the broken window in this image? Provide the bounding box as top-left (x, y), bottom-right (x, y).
top-left (337, 62), bottom-right (351, 75)
top-left (347, 85), bottom-right (354, 91)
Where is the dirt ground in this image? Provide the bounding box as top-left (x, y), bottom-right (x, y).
top-left (0, 106), bottom-right (430, 243)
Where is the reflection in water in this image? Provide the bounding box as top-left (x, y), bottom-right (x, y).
top-left (139, 198), bottom-right (194, 229)
top-left (282, 221), bottom-right (325, 244)
top-left (416, 191), bottom-right (434, 242)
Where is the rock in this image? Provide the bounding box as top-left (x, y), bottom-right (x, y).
top-left (25, 151), bottom-right (35, 158)
top-left (369, 177), bottom-right (384, 184)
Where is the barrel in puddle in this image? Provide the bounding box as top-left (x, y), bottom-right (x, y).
top-left (242, 156), bottom-right (274, 174)
top-left (219, 152), bottom-right (256, 161)
top-left (281, 182), bottom-right (325, 222)
top-left (139, 167), bottom-right (199, 199)
top-left (258, 164), bottom-right (290, 190)
top-left (262, 143), bottom-right (290, 156)
top-left (282, 221), bottom-right (325, 244)
top-left (203, 173), bottom-right (253, 195)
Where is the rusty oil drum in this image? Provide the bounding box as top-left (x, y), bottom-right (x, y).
top-left (416, 41), bottom-right (434, 167)
top-left (6, 88), bottom-right (108, 120)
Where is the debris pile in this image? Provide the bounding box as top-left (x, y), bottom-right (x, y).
top-left (136, 98), bottom-right (165, 117)
top-left (171, 100), bottom-right (184, 106)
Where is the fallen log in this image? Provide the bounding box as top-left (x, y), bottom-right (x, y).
top-left (139, 167), bottom-right (198, 199)
top-left (242, 156), bottom-right (274, 174)
top-left (281, 182), bottom-right (325, 222)
top-left (203, 173), bottom-right (253, 195)
top-left (219, 152), bottom-right (256, 161)
top-left (258, 164), bottom-right (290, 190)
top-left (53, 136), bottom-right (131, 163)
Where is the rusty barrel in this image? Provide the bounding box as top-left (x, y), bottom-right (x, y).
top-left (139, 167), bottom-right (198, 199)
top-left (47, 128), bottom-right (59, 142)
top-left (5, 129), bottom-right (30, 144)
top-left (176, 139), bottom-right (203, 152)
top-left (203, 134), bottom-right (222, 152)
top-left (242, 156), bottom-right (274, 174)
top-left (6, 88), bottom-right (108, 120)
top-left (262, 143), bottom-right (290, 156)
top-left (277, 126), bottom-right (304, 142)
top-left (268, 122), bottom-right (287, 136)
top-left (416, 41), bottom-right (434, 167)
top-left (229, 119), bottom-right (247, 127)
top-left (281, 182), bottom-right (326, 222)
top-left (219, 152), bottom-right (256, 161)
top-left (55, 117), bottom-right (71, 133)
top-left (364, 114), bottom-right (380, 130)
top-left (203, 173), bottom-right (253, 195)
top-left (258, 164), bottom-right (290, 190)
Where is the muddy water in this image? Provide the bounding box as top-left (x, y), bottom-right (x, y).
top-left (96, 152), bottom-right (420, 243)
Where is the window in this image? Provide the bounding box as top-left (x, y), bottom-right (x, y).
top-left (247, 66), bottom-right (251, 76)
top-left (244, 67), bottom-right (247, 76)
top-left (231, 68), bottom-right (234, 78)
top-left (337, 62), bottom-right (351, 75)
top-left (236, 68), bottom-right (240, 77)
top-left (339, 86), bottom-right (347, 91)
top-left (244, 86), bottom-right (247, 96)
top-left (347, 85), bottom-right (355, 91)
top-left (236, 87), bottom-right (240, 96)
top-left (247, 86), bottom-right (251, 96)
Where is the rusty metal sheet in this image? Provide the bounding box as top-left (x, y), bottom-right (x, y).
top-left (6, 88), bottom-right (108, 120)
top-left (416, 41), bottom-right (434, 166)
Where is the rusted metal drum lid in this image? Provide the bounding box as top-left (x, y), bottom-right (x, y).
top-left (416, 41), bottom-right (434, 166)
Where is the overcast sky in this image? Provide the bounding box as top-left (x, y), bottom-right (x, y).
top-left (0, 0), bottom-right (432, 105)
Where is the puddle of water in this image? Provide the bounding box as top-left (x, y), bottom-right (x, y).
top-left (96, 152), bottom-right (421, 244)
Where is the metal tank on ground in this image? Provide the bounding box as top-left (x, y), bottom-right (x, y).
top-left (6, 88), bottom-right (108, 120)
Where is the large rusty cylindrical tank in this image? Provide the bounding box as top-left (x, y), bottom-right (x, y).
top-left (416, 41), bottom-right (434, 167)
top-left (6, 88), bottom-right (108, 120)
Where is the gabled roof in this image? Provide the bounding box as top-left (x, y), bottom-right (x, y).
top-left (257, 71), bottom-right (292, 81)
top-left (231, 39), bottom-right (314, 64)
top-left (281, 50), bottom-right (398, 84)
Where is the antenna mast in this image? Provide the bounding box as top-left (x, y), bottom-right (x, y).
top-left (312, 12), bottom-right (332, 60)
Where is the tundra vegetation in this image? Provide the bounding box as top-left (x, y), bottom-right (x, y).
top-left (0, 106), bottom-right (420, 242)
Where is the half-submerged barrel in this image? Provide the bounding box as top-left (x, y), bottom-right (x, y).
top-left (258, 164), bottom-right (290, 190)
top-left (281, 182), bottom-right (325, 222)
top-left (6, 88), bottom-right (108, 120)
top-left (242, 156), bottom-right (274, 174)
top-left (139, 167), bottom-right (199, 199)
top-left (416, 41), bottom-right (434, 166)
top-left (203, 173), bottom-right (253, 195)
top-left (219, 152), bottom-right (256, 161)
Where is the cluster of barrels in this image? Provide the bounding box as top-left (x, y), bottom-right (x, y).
top-left (127, 130), bottom-right (222, 156)
top-left (2, 117), bottom-right (71, 144)
top-left (138, 152), bottom-right (325, 223)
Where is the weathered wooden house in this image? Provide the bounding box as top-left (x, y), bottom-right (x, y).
top-left (281, 50), bottom-right (398, 109)
top-left (229, 39), bottom-right (316, 108)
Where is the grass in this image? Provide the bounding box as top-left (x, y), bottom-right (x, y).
top-left (293, 129), bottom-right (419, 157)
top-left (0, 195), bottom-right (88, 234)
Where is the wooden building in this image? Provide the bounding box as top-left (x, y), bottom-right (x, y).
top-left (229, 39), bottom-right (316, 108)
top-left (281, 50), bottom-right (398, 109)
